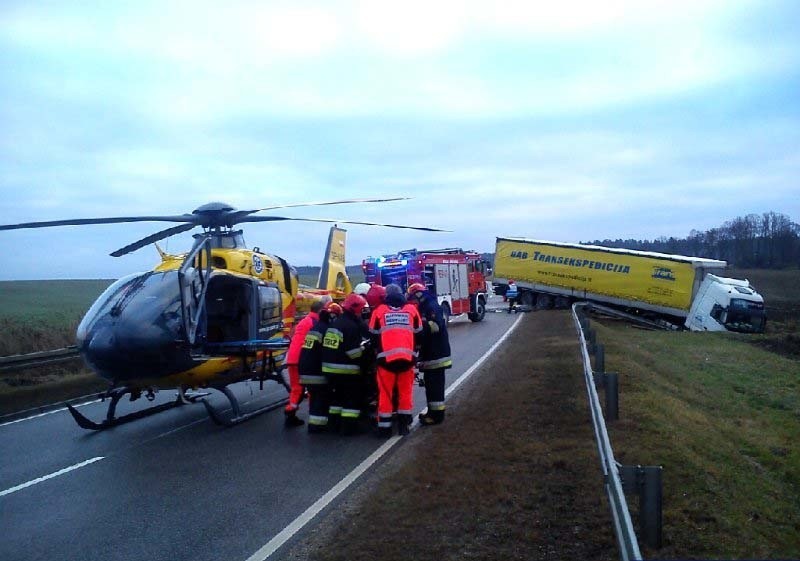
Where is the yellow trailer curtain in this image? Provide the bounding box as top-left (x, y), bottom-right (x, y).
top-left (495, 240), bottom-right (696, 311)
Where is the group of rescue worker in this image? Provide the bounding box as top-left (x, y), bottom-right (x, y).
top-left (283, 281), bottom-right (452, 438)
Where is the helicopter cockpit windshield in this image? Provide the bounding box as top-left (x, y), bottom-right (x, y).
top-left (195, 229), bottom-right (246, 250)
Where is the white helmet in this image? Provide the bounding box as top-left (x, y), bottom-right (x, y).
top-left (354, 282), bottom-right (371, 295)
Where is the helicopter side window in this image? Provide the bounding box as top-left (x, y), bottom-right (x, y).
top-left (258, 286), bottom-right (283, 339)
top-left (205, 277), bottom-right (252, 342)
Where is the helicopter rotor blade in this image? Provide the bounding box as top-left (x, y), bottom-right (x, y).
top-left (110, 223), bottom-right (197, 257)
top-left (227, 197), bottom-right (411, 222)
top-left (238, 215), bottom-right (450, 232)
top-left (0, 214), bottom-right (197, 231)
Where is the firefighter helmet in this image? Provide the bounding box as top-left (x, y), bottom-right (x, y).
top-left (325, 302), bottom-right (343, 316)
top-left (365, 284), bottom-right (386, 309)
top-left (342, 293), bottom-right (367, 315)
top-left (407, 283), bottom-right (426, 297)
top-left (353, 282), bottom-right (370, 295)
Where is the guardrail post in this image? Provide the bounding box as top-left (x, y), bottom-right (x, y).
top-left (620, 464), bottom-right (663, 550)
top-left (605, 372), bottom-right (619, 421)
top-left (587, 328), bottom-right (597, 354)
top-left (642, 466), bottom-right (663, 549)
top-left (595, 343), bottom-right (605, 373)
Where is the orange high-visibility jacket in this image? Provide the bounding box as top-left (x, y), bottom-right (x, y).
top-left (286, 311), bottom-right (319, 365)
top-left (369, 303), bottom-right (423, 365)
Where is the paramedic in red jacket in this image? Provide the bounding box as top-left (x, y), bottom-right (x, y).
top-left (368, 283), bottom-right (422, 437)
top-left (284, 298), bottom-right (329, 427)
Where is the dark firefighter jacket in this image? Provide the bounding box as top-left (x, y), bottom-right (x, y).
top-left (321, 311), bottom-right (367, 376)
top-left (298, 316), bottom-right (333, 385)
top-left (416, 292), bottom-right (453, 371)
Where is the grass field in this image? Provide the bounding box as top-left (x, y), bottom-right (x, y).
top-left (0, 279), bottom-right (114, 356)
top-left (594, 320), bottom-right (800, 558)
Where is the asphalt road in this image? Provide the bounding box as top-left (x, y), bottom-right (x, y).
top-left (0, 304), bottom-right (518, 561)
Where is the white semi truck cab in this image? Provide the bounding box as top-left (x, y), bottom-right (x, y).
top-left (685, 274), bottom-right (766, 333)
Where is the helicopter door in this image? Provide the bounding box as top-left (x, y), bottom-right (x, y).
top-left (257, 285), bottom-right (283, 340)
top-left (178, 235), bottom-right (212, 345)
top-left (204, 276), bottom-right (254, 344)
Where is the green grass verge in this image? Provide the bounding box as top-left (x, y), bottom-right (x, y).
top-left (595, 321), bottom-right (800, 558)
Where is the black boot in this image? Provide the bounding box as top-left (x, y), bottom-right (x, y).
top-left (284, 411), bottom-right (305, 427)
top-left (419, 410), bottom-right (444, 425)
top-left (307, 423), bottom-right (327, 434)
top-left (398, 413), bottom-right (412, 435)
top-left (327, 414), bottom-right (341, 433)
top-left (341, 417), bottom-right (363, 436)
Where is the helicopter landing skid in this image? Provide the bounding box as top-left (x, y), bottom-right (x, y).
top-left (201, 385), bottom-right (288, 427)
top-left (66, 386), bottom-right (202, 431)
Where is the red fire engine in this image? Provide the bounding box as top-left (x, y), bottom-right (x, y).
top-left (362, 248), bottom-right (490, 322)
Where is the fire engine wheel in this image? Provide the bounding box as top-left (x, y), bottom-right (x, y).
top-left (442, 302), bottom-right (451, 323)
top-left (468, 297), bottom-right (485, 322)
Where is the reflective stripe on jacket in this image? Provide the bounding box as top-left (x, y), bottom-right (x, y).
top-left (321, 311), bottom-right (367, 376)
top-left (298, 317), bottom-right (331, 383)
top-left (369, 303), bottom-right (422, 365)
top-left (416, 292), bottom-right (452, 371)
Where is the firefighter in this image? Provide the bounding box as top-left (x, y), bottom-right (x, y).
top-left (364, 283), bottom-right (387, 316)
top-left (354, 282), bottom-right (371, 296)
top-left (299, 302), bottom-right (342, 433)
top-left (369, 283), bottom-right (422, 437)
top-left (284, 297), bottom-right (330, 427)
top-left (354, 282), bottom-right (374, 322)
top-left (506, 279), bottom-right (519, 313)
top-left (407, 283), bottom-right (452, 425)
top-left (321, 293), bottom-right (369, 435)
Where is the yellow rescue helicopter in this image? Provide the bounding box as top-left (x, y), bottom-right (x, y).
top-left (0, 198), bottom-right (443, 428)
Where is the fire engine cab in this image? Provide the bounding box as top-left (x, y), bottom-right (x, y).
top-left (362, 248), bottom-right (490, 322)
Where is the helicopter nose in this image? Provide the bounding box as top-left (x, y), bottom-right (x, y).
top-left (75, 270), bottom-right (195, 385)
top-left (79, 317), bottom-right (189, 385)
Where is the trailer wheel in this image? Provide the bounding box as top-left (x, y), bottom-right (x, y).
top-left (468, 296), bottom-right (486, 322)
top-left (520, 291), bottom-right (535, 307)
top-left (554, 296), bottom-right (571, 309)
top-left (535, 294), bottom-right (553, 310)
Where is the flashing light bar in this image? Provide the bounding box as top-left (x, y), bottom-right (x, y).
top-left (377, 258), bottom-right (407, 268)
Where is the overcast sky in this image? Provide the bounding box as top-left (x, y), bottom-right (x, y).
top-left (1, 0), bottom-right (798, 280)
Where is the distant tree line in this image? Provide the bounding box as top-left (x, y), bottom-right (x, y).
top-left (583, 211), bottom-right (799, 269)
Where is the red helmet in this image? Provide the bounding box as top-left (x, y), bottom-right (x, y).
top-left (365, 284), bottom-right (386, 309)
top-left (407, 283), bottom-right (426, 297)
top-left (325, 302), bottom-right (343, 315)
top-left (342, 293), bottom-right (367, 315)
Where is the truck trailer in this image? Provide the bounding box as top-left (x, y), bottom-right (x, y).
top-left (492, 237), bottom-right (766, 333)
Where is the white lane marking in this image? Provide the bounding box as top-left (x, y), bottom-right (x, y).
top-left (0, 456), bottom-right (105, 498)
top-left (0, 399), bottom-right (103, 428)
top-left (245, 313), bottom-right (524, 561)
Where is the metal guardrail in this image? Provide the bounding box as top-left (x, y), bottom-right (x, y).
top-left (0, 346), bottom-right (82, 373)
top-left (572, 303), bottom-right (643, 561)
